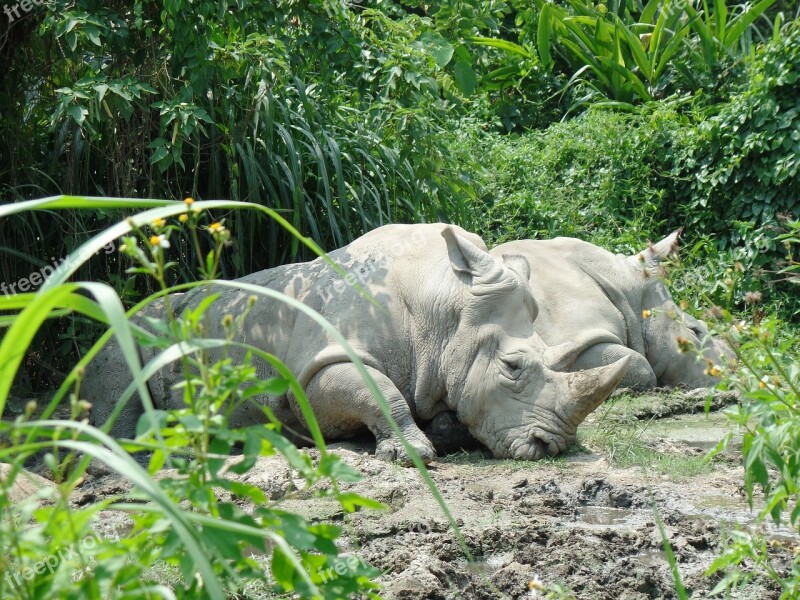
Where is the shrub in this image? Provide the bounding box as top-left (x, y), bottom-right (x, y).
top-left (670, 22), bottom-right (800, 239)
top-left (0, 197), bottom-right (401, 599)
top-left (449, 106), bottom-right (687, 252)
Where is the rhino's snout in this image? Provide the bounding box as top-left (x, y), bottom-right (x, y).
top-left (509, 433), bottom-right (572, 460)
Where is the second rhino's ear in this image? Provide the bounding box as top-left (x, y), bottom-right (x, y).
top-left (629, 228), bottom-right (682, 269)
top-left (442, 226), bottom-right (505, 284)
top-left (501, 254), bottom-right (531, 282)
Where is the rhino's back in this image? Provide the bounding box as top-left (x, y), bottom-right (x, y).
top-left (492, 238), bottom-right (633, 346)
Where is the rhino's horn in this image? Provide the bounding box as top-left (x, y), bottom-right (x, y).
top-left (442, 227), bottom-right (505, 285)
top-left (563, 355), bottom-right (631, 423)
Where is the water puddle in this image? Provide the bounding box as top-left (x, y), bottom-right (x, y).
top-left (627, 549), bottom-right (667, 567)
top-left (647, 412), bottom-right (742, 452)
top-left (576, 506), bottom-right (642, 526)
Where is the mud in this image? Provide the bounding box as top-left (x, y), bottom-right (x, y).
top-left (64, 390), bottom-right (797, 599)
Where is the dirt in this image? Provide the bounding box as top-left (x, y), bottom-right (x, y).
top-left (60, 390), bottom-right (799, 598)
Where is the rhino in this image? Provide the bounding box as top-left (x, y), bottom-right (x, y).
top-left (86, 223), bottom-right (629, 462)
top-left (489, 231), bottom-right (733, 390)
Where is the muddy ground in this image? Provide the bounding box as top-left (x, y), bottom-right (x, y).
top-left (59, 390), bottom-right (800, 598)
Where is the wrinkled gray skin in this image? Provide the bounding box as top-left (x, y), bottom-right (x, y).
top-left (86, 224), bottom-right (629, 463)
top-left (490, 231), bottom-right (734, 390)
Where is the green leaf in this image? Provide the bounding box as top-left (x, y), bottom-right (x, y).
top-left (67, 104), bottom-right (88, 126)
top-left (337, 492), bottom-right (387, 512)
top-left (723, 0), bottom-right (777, 49)
top-left (419, 31), bottom-right (454, 68)
top-left (453, 61), bottom-right (477, 96)
top-left (538, 3), bottom-right (554, 69)
top-left (466, 36), bottom-right (532, 59)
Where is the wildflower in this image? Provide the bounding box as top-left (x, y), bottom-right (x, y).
top-left (704, 305), bottom-right (724, 320)
top-left (248, 294), bottom-right (258, 307)
top-left (735, 320), bottom-right (746, 332)
top-left (119, 243), bottom-right (128, 253)
top-left (152, 217), bottom-right (166, 228)
top-left (150, 234), bottom-right (170, 249)
top-left (25, 400), bottom-right (37, 417)
top-left (724, 278), bottom-right (734, 287)
top-left (222, 313), bottom-right (234, 328)
top-left (529, 575), bottom-right (545, 592)
top-left (734, 261), bottom-right (744, 272)
top-left (208, 222), bottom-right (226, 234)
top-left (179, 214), bottom-right (189, 223)
top-left (642, 309), bottom-right (651, 319)
top-left (675, 336), bottom-right (693, 353)
top-left (679, 300), bottom-right (689, 310)
top-left (192, 206), bottom-right (202, 215)
top-left (184, 197), bottom-right (194, 205)
top-left (704, 365), bottom-right (722, 377)
top-left (744, 291), bottom-right (762, 304)
top-left (759, 380), bottom-right (767, 389)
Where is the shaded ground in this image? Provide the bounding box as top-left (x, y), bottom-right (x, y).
top-left (61, 390), bottom-right (799, 598)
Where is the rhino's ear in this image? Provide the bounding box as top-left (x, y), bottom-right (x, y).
top-left (501, 254), bottom-right (531, 282)
top-left (629, 228), bottom-right (682, 268)
top-left (441, 227), bottom-right (503, 283)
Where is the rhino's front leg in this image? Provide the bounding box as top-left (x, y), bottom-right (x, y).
top-left (302, 364), bottom-right (436, 464)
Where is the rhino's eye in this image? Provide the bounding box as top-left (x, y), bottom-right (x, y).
top-left (499, 356), bottom-right (524, 378)
top-left (688, 324), bottom-right (704, 338)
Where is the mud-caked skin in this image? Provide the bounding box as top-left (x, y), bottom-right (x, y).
top-left (490, 231), bottom-right (734, 390)
top-left (86, 223), bottom-right (629, 463)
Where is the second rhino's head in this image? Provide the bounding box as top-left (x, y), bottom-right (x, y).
top-left (436, 228), bottom-right (629, 460)
top-left (630, 230), bottom-right (735, 388)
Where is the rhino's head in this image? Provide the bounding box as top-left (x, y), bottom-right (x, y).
top-left (438, 228), bottom-right (630, 459)
top-left (630, 230), bottom-right (735, 388)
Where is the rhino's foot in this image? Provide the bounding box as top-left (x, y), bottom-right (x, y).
top-left (376, 434), bottom-right (436, 466)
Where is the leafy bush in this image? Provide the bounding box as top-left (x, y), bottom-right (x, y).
top-left (449, 106), bottom-right (685, 252)
top-left (0, 197), bottom-right (400, 599)
top-left (671, 22), bottom-right (800, 236)
top-left (532, 0), bottom-right (776, 107)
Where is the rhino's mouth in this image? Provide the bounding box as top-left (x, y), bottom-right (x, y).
top-left (503, 429), bottom-right (574, 460)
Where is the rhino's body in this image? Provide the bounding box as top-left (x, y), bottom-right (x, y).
top-left (87, 223), bottom-right (627, 462)
top-left (491, 232), bottom-right (733, 390)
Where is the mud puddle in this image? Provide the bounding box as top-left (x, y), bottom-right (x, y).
top-left (66, 389), bottom-right (796, 599)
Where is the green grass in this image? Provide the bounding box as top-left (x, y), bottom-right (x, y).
top-left (580, 417), bottom-right (716, 479)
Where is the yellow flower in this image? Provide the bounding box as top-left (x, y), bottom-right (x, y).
top-left (150, 234), bottom-right (170, 249)
top-left (209, 221), bottom-right (225, 233)
top-left (759, 380), bottom-right (767, 389)
top-left (529, 575), bottom-right (544, 591)
top-left (152, 217), bottom-right (166, 228)
top-left (642, 309), bottom-right (651, 319)
top-left (222, 313), bottom-right (234, 327)
top-left (179, 213), bottom-right (189, 223)
top-left (184, 197), bottom-right (194, 205)
top-left (675, 336), bottom-right (692, 353)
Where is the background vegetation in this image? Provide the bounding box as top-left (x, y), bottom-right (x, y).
top-left (1, 0), bottom-right (800, 597)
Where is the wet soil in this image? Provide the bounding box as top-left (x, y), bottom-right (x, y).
top-left (63, 389), bottom-right (798, 599)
